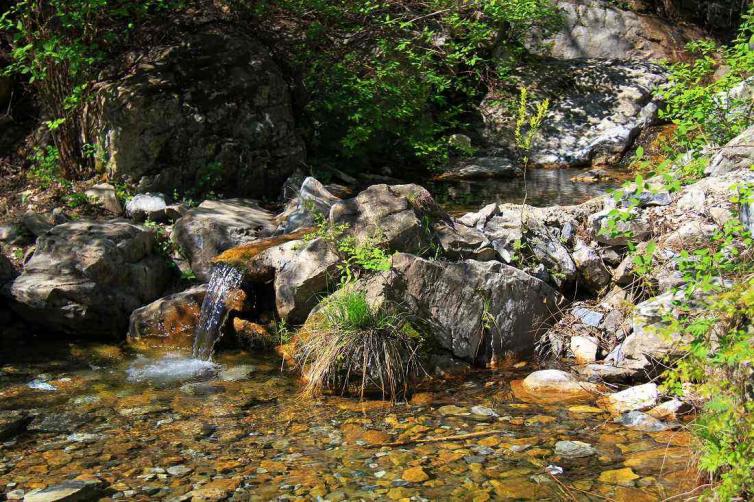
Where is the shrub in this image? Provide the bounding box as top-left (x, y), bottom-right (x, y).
top-left (1, 0), bottom-right (183, 178)
top-left (295, 289), bottom-right (424, 400)
top-left (237, 0), bottom-right (560, 171)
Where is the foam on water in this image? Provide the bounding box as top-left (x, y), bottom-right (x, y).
top-left (126, 354), bottom-right (220, 385)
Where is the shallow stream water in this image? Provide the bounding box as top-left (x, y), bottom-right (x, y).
top-left (427, 167), bottom-right (620, 214)
top-left (1, 341), bottom-right (695, 501)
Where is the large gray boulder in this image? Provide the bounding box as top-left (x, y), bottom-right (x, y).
top-left (386, 254), bottom-right (562, 363)
top-left (173, 199), bottom-right (276, 281)
top-left (7, 220), bottom-right (173, 338)
top-left (329, 184), bottom-right (444, 254)
top-left (243, 238), bottom-right (341, 324)
top-left (527, 0), bottom-right (701, 62)
top-left (481, 59), bottom-right (665, 168)
top-left (84, 25), bottom-right (305, 198)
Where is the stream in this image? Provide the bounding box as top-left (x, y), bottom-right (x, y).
top-left (0, 340), bottom-right (693, 501)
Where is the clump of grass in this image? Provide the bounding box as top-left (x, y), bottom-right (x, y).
top-left (295, 289), bottom-right (424, 400)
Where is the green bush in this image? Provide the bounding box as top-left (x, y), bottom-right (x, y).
top-left (296, 289), bottom-right (424, 399)
top-left (239, 0), bottom-right (560, 171)
top-left (1, 0), bottom-right (183, 178)
top-left (658, 8), bottom-right (754, 151)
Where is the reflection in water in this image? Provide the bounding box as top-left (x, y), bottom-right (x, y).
top-left (428, 167), bottom-right (619, 215)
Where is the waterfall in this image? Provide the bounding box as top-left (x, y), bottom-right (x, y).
top-left (192, 263), bottom-right (243, 360)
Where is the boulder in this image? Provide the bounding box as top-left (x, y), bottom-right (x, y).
top-left (329, 184), bottom-right (443, 253)
top-left (128, 285), bottom-right (207, 351)
top-left (173, 199), bottom-right (276, 281)
top-left (275, 177), bottom-right (340, 234)
top-left (85, 25), bottom-right (305, 198)
top-left (512, 369), bottom-right (600, 404)
top-left (527, 0), bottom-right (701, 62)
top-left (125, 193), bottom-right (168, 222)
top-left (85, 183), bottom-right (123, 215)
top-left (572, 240), bottom-right (611, 291)
top-left (598, 383), bottom-right (659, 415)
top-left (386, 253), bottom-right (562, 362)
top-left (7, 220), bottom-right (174, 338)
top-left (481, 59), bottom-right (665, 167)
top-left (275, 238), bottom-right (341, 323)
top-left (618, 292), bottom-right (690, 364)
top-left (706, 125), bottom-right (754, 176)
top-left (245, 238), bottom-right (341, 324)
top-left (22, 211), bottom-right (53, 237)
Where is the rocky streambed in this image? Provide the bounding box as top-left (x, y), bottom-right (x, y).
top-left (0, 341), bottom-right (695, 501)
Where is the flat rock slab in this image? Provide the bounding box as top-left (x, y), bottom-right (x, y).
top-left (23, 479), bottom-right (106, 502)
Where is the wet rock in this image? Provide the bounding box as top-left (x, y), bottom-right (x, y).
top-left (616, 410), bottom-right (670, 432)
top-left (570, 336), bottom-right (599, 364)
top-left (125, 193), bottom-right (168, 222)
top-left (22, 211), bottom-right (53, 237)
top-left (554, 440), bottom-right (596, 458)
top-left (598, 467), bottom-right (640, 486)
top-left (573, 240), bottom-right (612, 292)
top-left (8, 220), bottom-right (174, 338)
top-left (172, 198), bottom-right (276, 281)
top-left (527, 0), bottom-right (701, 62)
top-left (85, 183), bottom-right (123, 215)
top-left (435, 156), bottom-right (521, 180)
top-left (275, 177), bottom-right (340, 234)
top-left (87, 25), bottom-right (304, 199)
top-left (513, 370), bottom-right (600, 404)
top-left (329, 184), bottom-right (442, 253)
top-left (28, 412), bottom-right (91, 433)
top-left (386, 253), bottom-right (562, 362)
top-left (218, 364), bottom-right (256, 382)
top-left (598, 383), bottom-right (659, 415)
top-left (481, 59), bottom-right (665, 168)
top-left (0, 410), bottom-right (30, 441)
top-left (23, 479), bottom-right (106, 502)
top-left (166, 464), bottom-right (192, 477)
top-left (127, 285), bottom-right (206, 351)
top-left (470, 406), bottom-right (500, 418)
top-left (401, 466), bottom-right (430, 483)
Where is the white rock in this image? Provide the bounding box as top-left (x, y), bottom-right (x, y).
top-left (599, 383), bottom-right (659, 415)
top-left (570, 336), bottom-right (599, 364)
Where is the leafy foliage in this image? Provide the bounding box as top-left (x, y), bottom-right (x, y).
top-left (296, 288), bottom-right (424, 399)
top-left (657, 8), bottom-right (754, 151)
top-left (1, 0), bottom-right (183, 178)
top-left (239, 0), bottom-right (560, 171)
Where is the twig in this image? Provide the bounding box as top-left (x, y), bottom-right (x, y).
top-left (367, 429), bottom-right (505, 448)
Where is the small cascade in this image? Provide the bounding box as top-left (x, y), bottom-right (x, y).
top-left (192, 263), bottom-right (243, 360)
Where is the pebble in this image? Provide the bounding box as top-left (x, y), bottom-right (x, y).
top-left (554, 440), bottom-right (597, 458)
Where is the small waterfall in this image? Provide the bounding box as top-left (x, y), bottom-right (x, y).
top-left (192, 263), bottom-right (243, 360)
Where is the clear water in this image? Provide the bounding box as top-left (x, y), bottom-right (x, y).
top-left (427, 167), bottom-right (621, 215)
top-left (192, 263), bottom-right (243, 360)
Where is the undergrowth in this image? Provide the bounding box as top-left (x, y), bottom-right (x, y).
top-left (295, 289), bottom-right (424, 400)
